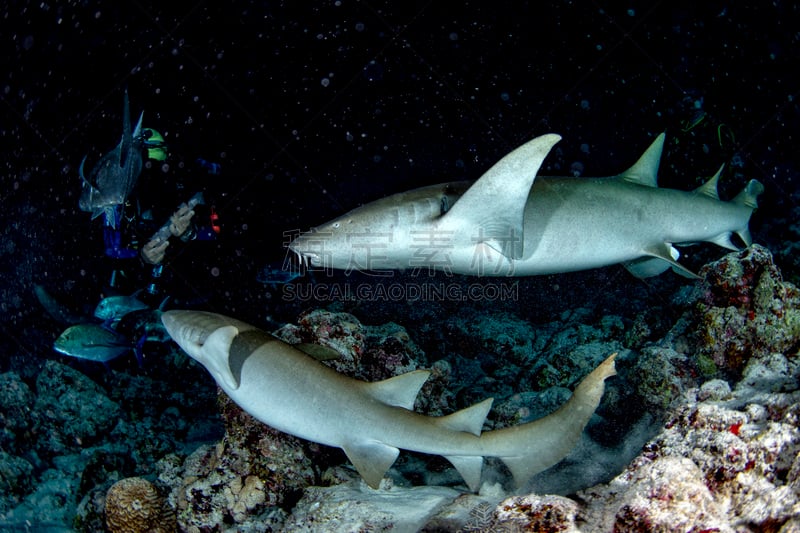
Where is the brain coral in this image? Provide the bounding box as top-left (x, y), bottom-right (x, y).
top-left (105, 477), bottom-right (175, 533)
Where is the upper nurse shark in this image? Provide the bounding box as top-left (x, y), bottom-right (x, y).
top-left (289, 133), bottom-right (763, 278)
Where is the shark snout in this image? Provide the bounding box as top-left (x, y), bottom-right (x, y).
top-left (288, 235), bottom-right (321, 267)
top-left (161, 310), bottom-right (210, 360)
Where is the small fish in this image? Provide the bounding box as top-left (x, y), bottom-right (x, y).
top-left (256, 259), bottom-right (305, 288)
top-left (93, 290), bottom-right (149, 323)
top-left (54, 324), bottom-right (131, 363)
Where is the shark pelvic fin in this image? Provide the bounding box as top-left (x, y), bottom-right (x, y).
top-left (362, 369), bottom-right (432, 410)
top-left (624, 243), bottom-right (700, 279)
top-left (200, 325), bottom-right (241, 391)
top-left (435, 397), bottom-right (493, 436)
top-left (619, 132), bottom-right (665, 187)
top-left (442, 134), bottom-right (560, 260)
top-left (694, 165), bottom-right (724, 200)
top-left (342, 440), bottom-right (400, 489)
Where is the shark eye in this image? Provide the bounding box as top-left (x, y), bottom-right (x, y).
top-left (332, 222), bottom-right (340, 228)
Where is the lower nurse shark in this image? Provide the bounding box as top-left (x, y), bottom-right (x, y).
top-left (162, 309), bottom-right (616, 492)
top-left (289, 133), bottom-right (763, 278)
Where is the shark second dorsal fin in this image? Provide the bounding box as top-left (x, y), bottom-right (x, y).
top-left (342, 440), bottom-right (400, 489)
top-left (441, 134), bottom-right (560, 260)
top-left (362, 369), bottom-right (431, 409)
top-left (435, 397), bottom-right (493, 436)
top-left (619, 132), bottom-right (665, 187)
top-left (693, 165), bottom-right (724, 200)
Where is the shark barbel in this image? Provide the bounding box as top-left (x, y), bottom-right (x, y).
top-left (162, 309), bottom-right (616, 491)
top-left (289, 133), bottom-right (763, 278)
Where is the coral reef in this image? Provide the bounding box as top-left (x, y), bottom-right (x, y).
top-left (104, 477), bottom-right (175, 533)
top-left (695, 244), bottom-right (800, 376)
top-left (2, 246), bottom-right (797, 531)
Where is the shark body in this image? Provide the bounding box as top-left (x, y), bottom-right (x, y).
top-left (78, 90), bottom-right (145, 227)
top-left (289, 133), bottom-right (763, 278)
top-left (162, 309), bottom-right (616, 491)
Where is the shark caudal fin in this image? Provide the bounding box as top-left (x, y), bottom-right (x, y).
top-left (485, 354), bottom-right (617, 490)
top-left (732, 179), bottom-right (765, 247)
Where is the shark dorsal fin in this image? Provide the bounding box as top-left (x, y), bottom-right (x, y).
top-left (619, 132), bottom-right (665, 187)
top-left (342, 440), bottom-right (400, 489)
top-left (362, 369), bottom-right (431, 409)
top-left (441, 134), bottom-right (560, 260)
top-left (435, 397), bottom-right (493, 436)
top-left (694, 165), bottom-right (724, 200)
top-left (200, 325), bottom-right (241, 390)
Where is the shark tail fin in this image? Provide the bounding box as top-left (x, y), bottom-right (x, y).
top-left (491, 354), bottom-right (617, 490)
top-left (733, 179), bottom-right (764, 210)
top-left (731, 179), bottom-right (764, 247)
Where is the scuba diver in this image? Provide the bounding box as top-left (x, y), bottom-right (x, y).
top-left (42, 92), bottom-right (225, 367)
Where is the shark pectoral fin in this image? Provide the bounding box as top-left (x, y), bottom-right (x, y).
top-left (436, 397), bottom-right (493, 436)
top-left (200, 325), bottom-right (241, 390)
top-left (444, 455), bottom-right (484, 492)
top-left (342, 441), bottom-right (400, 489)
top-left (624, 244), bottom-right (699, 279)
top-left (619, 132), bottom-right (665, 187)
top-left (441, 134), bottom-right (561, 260)
top-left (362, 369), bottom-right (431, 409)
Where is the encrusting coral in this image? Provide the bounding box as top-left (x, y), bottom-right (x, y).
top-left (104, 477), bottom-right (175, 533)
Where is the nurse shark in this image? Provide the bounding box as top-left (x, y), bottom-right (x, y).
top-left (289, 133), bottom-right (763, 278)
top-left (162, 309), bottom-right (617, 491)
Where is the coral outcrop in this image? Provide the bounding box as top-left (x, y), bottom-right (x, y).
top-left (105, 477), bottom-right (175, 533)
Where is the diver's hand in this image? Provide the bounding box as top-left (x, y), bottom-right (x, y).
top-left (141, 238), bottom-right (169, 265)
top-left (169, 204), bottom-right (195, 238)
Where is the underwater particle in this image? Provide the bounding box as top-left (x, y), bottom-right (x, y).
top-left (211, 266), bottom-right (220, 277)
top-left (570, 161), bottom-right (585, 177)
top-left (105, 477), bottom-right (175, 533)
top-left (321, 77), bottom-right (330, 87)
